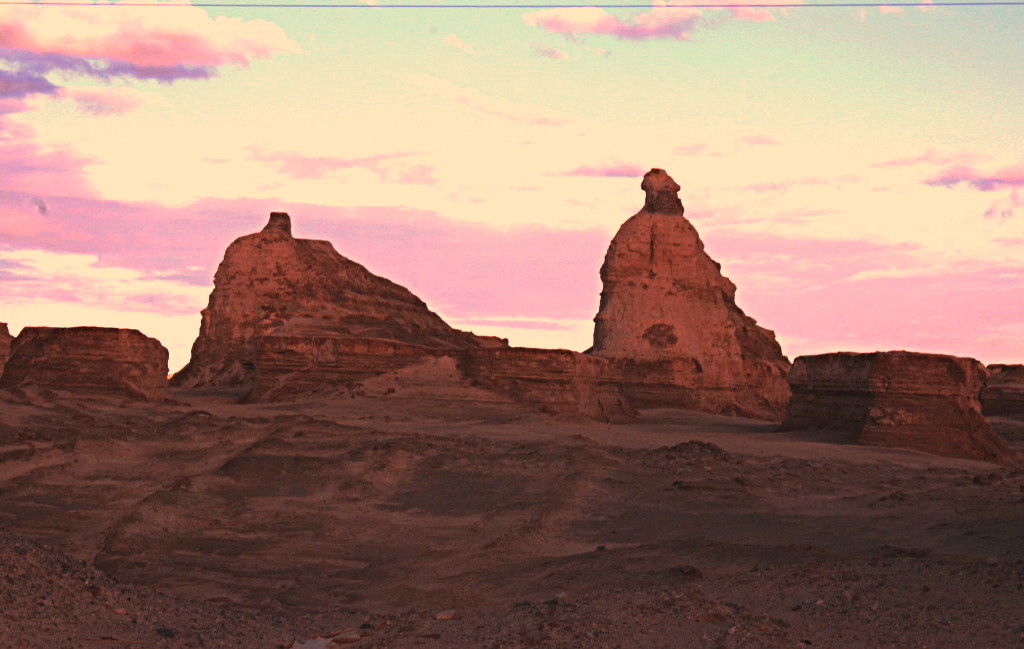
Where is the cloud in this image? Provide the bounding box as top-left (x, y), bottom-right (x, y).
top-left (878, 5), bottom-right (905, 14)
top-left (443, 34), bottom-right (475, 56)
top-left (871, 149), bottom-right (993, 168)
top-left (533, 43), bottom-right (569, 60)
top-left (249, 149), bottom-right (426, 182)
top-left (0, 68), bottom-right (58, 99)
top-left (410, 74), bottom-right (571, 126)
top-left (0, 4), bottom-right (298, 69)
top-left (522, 0), bottom-right (776, 41)
top-left (742, 174), bottom-right (861, 194)
top-left (60, 86), bottom-right (163, 116)
top-left (556, 162), bottom-right (647, 178)
top-left (924, 163), bottom-right (1024, 192)
top-left (736, 134), bottom-right (780, 147)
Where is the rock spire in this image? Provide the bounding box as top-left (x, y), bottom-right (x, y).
top-left (588, 168), bottom-right (790, 420)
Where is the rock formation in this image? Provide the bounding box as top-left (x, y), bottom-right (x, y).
top-left (587, 169), bottom-right (790, 420)
top-left (172, 212), bottom-right (503, 388)
top-left (779, 351), bottom-right (1011, 463)
top-left (982, 364), bottom-right (1024, 418)
top-left (0, 326), bottom-right (169, 400)
top-left (0, 322), bottom-right (12, 378)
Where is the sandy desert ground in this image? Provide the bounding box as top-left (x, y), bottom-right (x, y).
top-left (2, 377), bottom-right (1024, 649)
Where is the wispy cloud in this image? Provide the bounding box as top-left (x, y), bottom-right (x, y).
top-left (248, 149), bottom-right (430, 182)
top-left (556, 162), bottom-right (647, 178)
top-left (443, 34), bottom-right (475, 56)
top-left (871, 149), bottom-right (992, 168)
top-left (522, 0), bottom-right (777, 41)
top-left (410, 74), bottom-right (571, 126)
top-left (924, 162), bottom-right (1024, 192)
top-left (736, 134), bottom-right (780, 147)
top-left (533, 43), bottom-right (569, 60)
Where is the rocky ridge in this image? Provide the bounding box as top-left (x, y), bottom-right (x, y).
top-left (982, 364), bottom-right (1024, 419)
top-left (0, 326), bottom-right (169, 401)
top-left (588, 169), bottom-right (791, 420)
top-left (171, 213), bottom-right (503, 389)
top-left (779, 351), bottom-right (1013, 463)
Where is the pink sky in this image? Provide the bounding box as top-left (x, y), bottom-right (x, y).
top-left (1, 0), bottom-right (1022, 372)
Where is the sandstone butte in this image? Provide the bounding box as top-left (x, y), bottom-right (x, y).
top-left (587, 169), bottom-right (791, 420)
top-left (779, 351), bottom-right (1013, 463)
top-left (172, 212), bottom-right (631, 419)
top-left (170, 212), bottom-right (503, 389)
top-left (0, 322), bottom-right (12, 379)
top-left (982, 364), bottom-right (1024, 418)
top-left (0, 326), bottom-right (169, 401)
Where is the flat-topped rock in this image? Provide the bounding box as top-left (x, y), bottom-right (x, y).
top-left (0, 326), bottom-right (169, 400)
top-left (172, 212), bottom-right (502, 388)
top-left (0, 322), bottom-right (12, 378)
top-left (780, 351), bottom-right (1012, 463)
top-left (587, 169), bottom-right (790, 420)
top-left (983, 364), bottom-right (1024, 419)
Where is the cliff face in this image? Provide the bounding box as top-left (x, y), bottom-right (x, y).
top-left (172, 213), bottom-right (500, 388)
top-left (0, 326), bottom-right (169, 401)
top-left (0, 323), bottom-right (12, 379)
top-left (982, 364), bottom-right (1024, 419)
top-left (588, 169), bottom-right (791, 420)
top-left (780, 351), bottom-right (1012, 463)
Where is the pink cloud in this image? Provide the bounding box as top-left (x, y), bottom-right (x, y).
top-left (522, 0), bottom-right (777, 41)
top-left (249, 149), bottom-right (436, 184)
top-left (410, 75), bottom-right (571, 126)
top-left (871, 149), bottom-right (993, 168)
top-left (0, 5), bottom-right (298, 69)
top-left (743, 174), bottom-right (860, 194)
top-left (60, 87), bottom-right (154, 116)
top-left (557, 163), bottom-right (648, 178)
top-left (924, 162), bottom-right (1024, 192)
top-left (533, 43), bottom-right (569, 60)
top-left (878, 5), bottom-right (905, 14)
top-left (736, 134), bottom-right (780, 147)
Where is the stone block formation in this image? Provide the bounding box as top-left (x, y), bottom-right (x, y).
top-left (171, 212), bottom-right (502, 389)
top-left (0, 322), bottom-right (12, 379)
top-left (0, 327), bottom-right (169, 401)
top-left (586, 169), bottom-right (791, 420)
top-left (982, 364), bottom-right (1024, 418)
top-left (779, 351), bottom-right (1012, 462)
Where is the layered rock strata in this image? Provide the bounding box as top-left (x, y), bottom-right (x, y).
top-left (0, 326), bottom-right (169, 400)
top-left (587, 169), bottom-right (790, 420)
top-left (982, 364), bottom-right (1024, 418)
top-left (0, 322), bottom-right (12, 378)
top-left (779, 351), bottom-right (1011, 462)
top-left (172, 212), bottom-right (501, 388)
top-left (250, 335), bottom-right (632, 419)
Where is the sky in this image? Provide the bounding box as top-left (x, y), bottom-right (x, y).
top-left (1, 0), bottom-right (1022, 374)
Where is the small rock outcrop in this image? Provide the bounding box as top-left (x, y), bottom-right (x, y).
top-left (172, 212), bottom-right (502, 388)
top-left (0, 327), bottom-right (169, 400)
top-left (0, 322), bottom-right (12, 378)
top-left (587, 169), bottom-right (790, 420)
top-left (982, 364), bottom-right (1024, 418)
top-left (779, 351), bottom-right (1011, 463)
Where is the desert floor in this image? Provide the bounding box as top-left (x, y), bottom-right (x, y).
top-left (2, 382), bottom-right (1023, 649)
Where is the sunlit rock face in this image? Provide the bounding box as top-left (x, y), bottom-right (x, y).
top-left (0, 323), bottom-right (12, 379)
top-left (588, 169), bottom-right (791, 420)
top-left (0, 326), bottom-right (169, 401)
top-left (171, 212), bottom-right (499, 389)
top-left (983, 364), bottom-right (1024, 418)
top-left (780, 351), bottom-right (1013, 463)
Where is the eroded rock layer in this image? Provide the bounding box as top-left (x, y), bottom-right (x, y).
top-left (250, 334), bottom-right (632, 420)
top-left (172, 213), bottom-right (500, 388)
top-left (780, 351), bottom-right (1011, 462)
top-left (983, 364), bottom-right (1024, 418)
top-left (588, 169), bottom-right (790, 420)
top-left (0, 322), bottom-right (12, 377)
top-left (0, 326), bottom-right (169, 400)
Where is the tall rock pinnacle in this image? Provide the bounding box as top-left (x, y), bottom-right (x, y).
top-left (588, 169), bottom-right (791, 420)
top-left (172, 212), bottom-right (493, 388)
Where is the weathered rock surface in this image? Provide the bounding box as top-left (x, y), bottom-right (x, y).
top-left (587, 169), bottom-right (790, 420)
top-left (172, 213), bottom-right (501, 388)
top-left (0, 322), bottom-right (12, 377)
top-left (250, 334), bottom-right (632, 420)
top-left (779, 351), bottom-right (1012, 463)
top-left (982, 364), bottom-right (1024, 419)
top-left (0, 326), bottom-right (169, 400)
